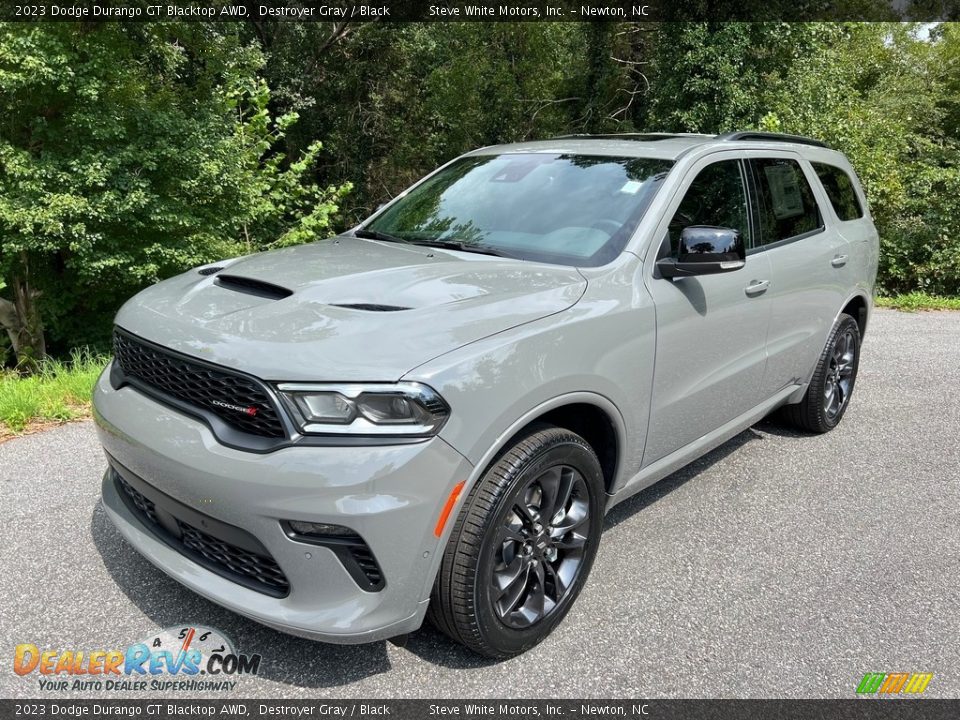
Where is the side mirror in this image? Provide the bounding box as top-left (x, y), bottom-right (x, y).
top-left (657, 226), bottom-right (746, 279)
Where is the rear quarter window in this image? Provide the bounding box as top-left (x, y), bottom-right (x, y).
top-left (812, 162), bottom-right (864, 221)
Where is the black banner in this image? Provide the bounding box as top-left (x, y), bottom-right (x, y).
top-left (2, 0), bottom-right (959, 22)
top-left (2, 700), bottom-right (960, 720)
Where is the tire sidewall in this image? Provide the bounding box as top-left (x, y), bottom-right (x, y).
top-left (472, 437), bottom-right (604, 657)
top-left (814, 315), bottom-right (861, 430)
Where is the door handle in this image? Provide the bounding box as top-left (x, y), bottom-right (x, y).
top-left (831, 254), bottom-right (848, 268)
top-left (744, 280), bottom-right (770, 297)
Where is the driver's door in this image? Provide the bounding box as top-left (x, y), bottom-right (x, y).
top-left (642, 157), bottom-right (772, 466)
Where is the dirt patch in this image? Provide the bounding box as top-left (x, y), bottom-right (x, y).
top-left (0, 413), bottom-right (92, 444)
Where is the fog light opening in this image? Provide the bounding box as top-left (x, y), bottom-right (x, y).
top-left (287, 520), bottom-right (356, 538)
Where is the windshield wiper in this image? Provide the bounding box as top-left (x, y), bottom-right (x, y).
top-left (353, 228), bottom-right (410, 245)
top-left (407, 239), bottom-right (522, 260)
top-left (355, 229), bottom-right (521, 259)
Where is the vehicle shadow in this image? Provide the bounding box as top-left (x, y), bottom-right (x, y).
top-left (90, 503), bottom-right (393, 689)
top-left (602, 424), bottom-right (764, 531)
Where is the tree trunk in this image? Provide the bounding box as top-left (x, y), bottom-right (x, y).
top-left (0, 255), bottom-right (46, 373)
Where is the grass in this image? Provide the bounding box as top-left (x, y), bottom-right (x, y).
top-left (0, 349), bottom-right (108, 436)
top-left (876, 292), bottom-right (960, 312)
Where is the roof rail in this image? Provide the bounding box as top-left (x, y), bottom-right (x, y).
top-left (717, 131), bottom-right (830, 149)
top-left (549, 133), bottom-right (712, 142)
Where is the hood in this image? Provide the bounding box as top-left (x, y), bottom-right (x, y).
top-left (115, 236), bottom-right (587, 382)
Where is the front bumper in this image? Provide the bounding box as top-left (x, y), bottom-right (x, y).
top-left (93, 364), bottom-right (473, 643)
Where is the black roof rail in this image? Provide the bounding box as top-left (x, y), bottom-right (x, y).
top-left (549, 133), bottom-right (711, 142)
top-left (717, 131), bottom-right (830, 149)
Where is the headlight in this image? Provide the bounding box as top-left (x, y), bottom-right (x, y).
top-left (276, 382), bottom-right (450, 436)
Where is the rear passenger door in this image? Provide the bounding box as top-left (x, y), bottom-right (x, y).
top-left (748, 155), bottom-right (850, 398)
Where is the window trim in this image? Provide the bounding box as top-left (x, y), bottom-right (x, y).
top-left (810, 161), bottom-right (865, 223)
top-left (745, 156), bottom-right (826, 253)
top-left (658, 157), bottom-right (755, 260)
top-left (745, 226), bottom-right (827, 256)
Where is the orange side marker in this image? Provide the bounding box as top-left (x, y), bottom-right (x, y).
top-left (434, 481), bottom-right (466, 538)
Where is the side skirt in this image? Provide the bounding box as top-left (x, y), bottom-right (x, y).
top-left (605, 384), bottom-right (804, 511)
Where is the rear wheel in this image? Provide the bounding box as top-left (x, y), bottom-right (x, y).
top-left (428, 425), bottom-right (604, 658)
top-left (782, 313), bottom-right (861, 433)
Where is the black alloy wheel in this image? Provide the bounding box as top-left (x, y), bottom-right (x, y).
top-left (490, 463), bottom-right (591, 628)
top-left (429, 425), bottom-right (604, 658)
top-left (782, 313), bottom-right (861, 433)
top-left (823, 325), bottom-right (858, 421)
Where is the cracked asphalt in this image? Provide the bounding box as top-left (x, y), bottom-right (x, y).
top-left (2, 308), bottom-right (958, 699)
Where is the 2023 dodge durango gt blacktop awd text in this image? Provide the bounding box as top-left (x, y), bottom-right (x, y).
top-left (94, 132), bottom-right (878, 658)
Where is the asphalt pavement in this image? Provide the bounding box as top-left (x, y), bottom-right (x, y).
top-left (2, 308), bottom-right (958, 699)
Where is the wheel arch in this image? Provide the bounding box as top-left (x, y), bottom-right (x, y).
top-left (422, 393), bottom-right (626, 602)
top-left (839, 292), bottom-right (870, 338)
top-left (502, 401), bottom-right (622, 496)
top-left (460, 392), bottom-right (626, 498)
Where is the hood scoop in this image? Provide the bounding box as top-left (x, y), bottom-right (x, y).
top-left (214, 275), bottom-right (293, 301)
top-left (330, 303), bottom-right (411, 312)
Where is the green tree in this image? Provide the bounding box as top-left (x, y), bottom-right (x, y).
top-left (253, 22), bottom-right (606, 224)
top-left (641, 22), bottom-right (832, 132)
top-left (758, 23), bottom-right (960, 295)
top-left (0, 23), bottom-right (349, 369)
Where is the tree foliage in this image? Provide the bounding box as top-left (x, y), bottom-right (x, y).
top-left (0, 23), bottom-right (349, 367)
top-left (754, 23), bottom-right (960, 296)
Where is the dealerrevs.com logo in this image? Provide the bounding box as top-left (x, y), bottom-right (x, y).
top-left (13, 626), bottom-right (261, 693)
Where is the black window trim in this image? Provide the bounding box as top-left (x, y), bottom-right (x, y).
top-left (654, 156), bottom-right (756, 265)
top-left (810, 160), bottom-right (865, 223)
top-left (744, 157), bottom-right (826, 255)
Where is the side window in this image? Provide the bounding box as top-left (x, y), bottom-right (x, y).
top-left (812, 162), bottom-right (864, 221)
top-left (750, 158), bottom-right (823, 245)
top-left (668, 160), bottom-right (750, 255)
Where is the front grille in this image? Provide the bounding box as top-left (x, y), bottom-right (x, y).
top-left (113, 330), bottom-right (285, 439)
top-left (116, 474), bottom-right (290, 596)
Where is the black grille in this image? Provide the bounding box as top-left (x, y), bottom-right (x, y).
top-left (348, 545), bottom-right (384, 587)
top-left (116, 474), bottom-right (290, 596)
top-left (113, 330), bottom-right (285, 439)
top-left (121, 477), bottom-right (160, 526)
top-left (178, 524), bottom-right (290, 593)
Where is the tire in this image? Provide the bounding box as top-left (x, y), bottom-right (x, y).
top-left (782, 313), bottom-right (861, 433)
top-left (428, 425), bottom-right (604, 658)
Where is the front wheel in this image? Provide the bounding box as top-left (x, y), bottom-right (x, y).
top-left (782, 313), bottom-right (861, 433)
top-left (428, 425), bottom-right (604, 658)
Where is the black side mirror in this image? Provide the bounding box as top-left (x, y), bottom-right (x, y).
top-left (656, 226), bottom-right (746, 279)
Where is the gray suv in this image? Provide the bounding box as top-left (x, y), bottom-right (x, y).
top-left (94, 132), bottom-right (878, 658)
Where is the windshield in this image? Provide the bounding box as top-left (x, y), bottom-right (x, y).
top-left (361, 153), bottom-right (673, 266)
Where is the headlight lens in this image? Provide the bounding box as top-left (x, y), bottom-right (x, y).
top-left (276, 382), bottom-right (449, 436)
top-left (295, 393), bottom-right (356, 424)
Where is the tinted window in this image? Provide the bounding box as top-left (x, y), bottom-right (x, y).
top-left (812, 162), bottom-right (864, 221)
top-left (365, 154), bottom-right (673, 267)
top-left (750, 158), bottom-right (823, 245)
top-left (668, 160), bottom-right (750, 255)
